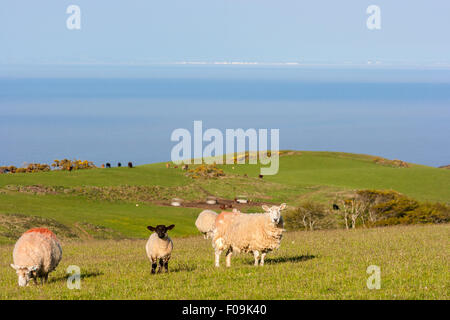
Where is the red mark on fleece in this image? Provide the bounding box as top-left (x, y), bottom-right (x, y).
top-left (24, 228), bottom-right (57, 240)
top-left (215, 211), bottom-right (240, 226)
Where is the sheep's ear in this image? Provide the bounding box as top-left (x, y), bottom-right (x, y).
top-left (280, 203), bottom-right (287, 210)
top-left (10, 264), bottom-right (18, 270)
top-left (147, 226), bottom-right (156, 232)
top-left (262, 205), bottom-right (270, 212)
top-left (167, 224), bottom-right (175, 230)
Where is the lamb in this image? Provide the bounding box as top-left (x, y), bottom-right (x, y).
top-left (145, 224), bottom-right (175, 274)
top-left (212, 203), bottom-right (287, 267)
top-left (10, 228), bottom-right (62, 286)
top-left (195, 210), bottom-right (218, 239)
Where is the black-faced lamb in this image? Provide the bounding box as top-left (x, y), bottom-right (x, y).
top-left (145, 224), bottom-right (175, 274)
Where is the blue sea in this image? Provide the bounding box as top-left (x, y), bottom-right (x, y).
top-left (1, 65), bottom-right (449, 167)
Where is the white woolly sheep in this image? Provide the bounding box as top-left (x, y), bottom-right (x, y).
top-left (10, 228), bottom-right (62, 286)
top-left (145, 224), bottom-right (175, 274)
top-left (195, 210), bottom-right (218, 239)
top-left (212, 204), bottom-right (287, 267)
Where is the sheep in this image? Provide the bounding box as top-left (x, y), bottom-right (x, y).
top-left (10, 228), bottom-right (62, 286)
top-left (195, 210), bottom-right (218, 239)
top-left (212, 203), bottom-right (287, 267)
top-left (145, 224), bottom-right (175, 274)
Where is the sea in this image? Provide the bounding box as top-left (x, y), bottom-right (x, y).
top-left (1, 65), bottom-right (449, 167)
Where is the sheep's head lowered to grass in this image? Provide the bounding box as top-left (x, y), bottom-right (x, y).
top-left (10, 264), bottom-right (38, 287)
top-left (262, 203), bottom-right (287, 224)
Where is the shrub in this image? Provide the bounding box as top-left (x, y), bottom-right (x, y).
top-left (185, 164), bottom-right (225, 179)
top-left (373, 157), bottom-right (410, 168)
top-left (350, 189), bottom-right (450, 227)
top-left (52, 159), bottom-right (96, 171)
top-left (285, 201), bottom-right (334, 231)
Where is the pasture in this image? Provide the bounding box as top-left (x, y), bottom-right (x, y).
top-left (0, 152), bottom-right (448, 242)
top-left (0, 151), bottom-right (448, 299)
top-left (0, 224), bottom-right (448, 299)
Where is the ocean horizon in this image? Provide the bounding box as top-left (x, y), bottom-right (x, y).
top-left (1, 65), bottom-right (449, 168)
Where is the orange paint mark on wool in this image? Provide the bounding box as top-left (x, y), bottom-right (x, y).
top-left (24, 228), bottom-right (57, 239)
top-left (215, 211), bottom-right (240, 226)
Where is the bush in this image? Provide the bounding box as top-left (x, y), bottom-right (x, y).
top-left (185, 164), bottom-right (225, 179)
top-left (373, 157), bottom-right (410, 168)
top-left (354, 189), bottom-right (449, 226)
top-left (0, 164), bottom-right (50, 174)
top-left (284, 201), bottom-right (335, 231)
top-left (52, 159), bottom-right (96, 171)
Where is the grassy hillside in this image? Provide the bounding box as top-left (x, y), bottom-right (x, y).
top-left (0, 224), bottom-right (448, 299)
top-left (0, 151), bottom-right (448, 240)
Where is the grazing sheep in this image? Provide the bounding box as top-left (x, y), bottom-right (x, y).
top-left (10, 228), bottom-right (62, 286)
top-left (213, 204), bottom-right (287, 267)
top-left (195, 210), bottom-right (218, 239)
top-left (146, 224), bottom-right (175, 274)
top-left (128, 162), bottom-right (133, 168)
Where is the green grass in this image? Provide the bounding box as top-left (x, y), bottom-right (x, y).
top-left (0, 224), bottom-right (448, 299)
top-left (0, 163), bottom-right (189, 188)
top-left (0, 151), bottom-right (448, 240)
top-left (224, 152), bottom-right (450, 203)
top-left (0, 193), bottom-right (199, 239)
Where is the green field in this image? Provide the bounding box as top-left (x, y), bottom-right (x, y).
top-left (0, 151), bottom-right (448, 299)
top-left (0, 224), bottom-right (448, 299)
top-left (0, 151), bottom-right (448, 241)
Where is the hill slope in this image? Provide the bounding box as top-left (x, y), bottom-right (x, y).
top-left (0, 151), bottom-right (448, 240)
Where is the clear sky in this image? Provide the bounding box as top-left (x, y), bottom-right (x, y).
top-left (1, 0), bottom-right (449, 67)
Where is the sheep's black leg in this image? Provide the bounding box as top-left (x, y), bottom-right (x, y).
top-left (158, 259), bottom-right (164, 273)
top-left (151, 262), bottom-right (157, 274)
top-left (164, 260), bottom-right (169, 273)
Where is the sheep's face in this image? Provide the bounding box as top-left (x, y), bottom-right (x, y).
top-left (262, 203), bottom-right (287, 224)
top-left (147, 224), bottom-right (175, 239)
top-left (10, 264), bottom-right (38, 287)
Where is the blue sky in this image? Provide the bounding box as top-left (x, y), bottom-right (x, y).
top-left (1, 0), bottom-right (449, 67)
